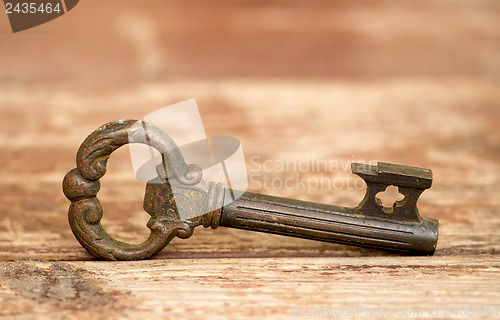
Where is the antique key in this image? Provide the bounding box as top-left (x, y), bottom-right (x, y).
top-left (63, 120), bottom-right (438, 260)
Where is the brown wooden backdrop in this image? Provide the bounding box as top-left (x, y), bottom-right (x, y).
top-left (0, 0), bottom-right (499, 319)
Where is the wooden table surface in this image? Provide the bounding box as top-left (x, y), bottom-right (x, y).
top-left (1, 1), bottom-right (499, 319)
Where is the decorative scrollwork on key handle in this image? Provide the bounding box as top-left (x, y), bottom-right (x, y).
top-left (62, 120), bottom-right (223, 260)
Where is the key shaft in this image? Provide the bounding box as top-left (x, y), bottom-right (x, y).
top-left (221, 191), bottom-right (438, 255)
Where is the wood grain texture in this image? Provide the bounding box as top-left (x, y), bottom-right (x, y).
top-left (0, 0), bottom-right (499, 319)
top-left (1, 257), bottom-right (499, 320)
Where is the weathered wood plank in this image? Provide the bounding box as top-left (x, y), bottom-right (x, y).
top-left (1, 257), bottom-right (499, 320)
top-left (0, 79), bottom-right (499, 262)
top-left (1, 0), bottom-right (499, 318)
top-left (0, 78), bottom-right (499, 319)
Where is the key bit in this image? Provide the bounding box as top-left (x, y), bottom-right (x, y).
top-left (63, 120), bottom-right (439, 260)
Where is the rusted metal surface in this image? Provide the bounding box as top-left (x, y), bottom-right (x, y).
top-left (63, 120), bottom-right (438, 260)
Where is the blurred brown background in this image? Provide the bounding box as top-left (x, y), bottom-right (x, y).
top-left (0, 0), bottom-right (499, 319)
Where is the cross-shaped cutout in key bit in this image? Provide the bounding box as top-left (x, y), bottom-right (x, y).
top-left (352, 162), bottom-right (433, 222)
top-left (375, 185), bottom-right (405, 214)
